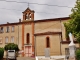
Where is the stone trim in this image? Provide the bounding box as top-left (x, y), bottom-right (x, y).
top-left (34, 32), bottom-right (62, 36)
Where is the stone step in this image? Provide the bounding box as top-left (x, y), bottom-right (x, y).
top-left (17, 57), bottom-right (35, 60)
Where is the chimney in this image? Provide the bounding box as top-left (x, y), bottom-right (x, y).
top-left (19, 19), bottom-right (21, 22)
top-left (7, 22), bottom-right (9, 24)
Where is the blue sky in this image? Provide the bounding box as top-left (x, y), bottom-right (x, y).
top-left (0, 0), bottom-right (76, 24)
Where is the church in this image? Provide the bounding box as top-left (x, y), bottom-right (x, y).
top-left (0, 8), bottom-right (79, 57)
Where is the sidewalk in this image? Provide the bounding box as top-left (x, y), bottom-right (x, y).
top-left (36, 55), bottom-right (65, 60)
top-left (17, 57), bottom-right (35, 60)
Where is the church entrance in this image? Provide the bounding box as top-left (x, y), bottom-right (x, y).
top-left (25, 46), bottom-right (32, 57)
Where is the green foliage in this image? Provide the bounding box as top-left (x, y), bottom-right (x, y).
top-left (64, 20), bottom-right (75, 38)
top-left (76, 32), bottom-right (80, 43)
top-left (0, 47), bottom-right (4, 59)
top-left (64, 0), bottom-right (80, 43)
top-left (76, 49), bottom-right (80, 60)
top-left (4, 43), bottom-right (19, 51)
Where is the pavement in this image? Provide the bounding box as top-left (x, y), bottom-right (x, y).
top-left (36, 55), bottom-right (65, 60)
top-left (38, 58), bottom-right (64, 60)
top-left (3, 56), bottom-right (65, 60)
top-left (17, 57), bottom-right (35, 60)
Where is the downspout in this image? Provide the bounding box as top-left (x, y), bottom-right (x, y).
top-left (59, 34), bottom-right (62, 55)
top-left (18, 25), bottom-right (19, 45)
top-left (60, 19), bottom-right (62, 55)
top-left (34, 23), bottom-right (36, 57)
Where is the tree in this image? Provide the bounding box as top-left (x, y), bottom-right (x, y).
top-left (0, 48), bottom-right (4, 60)
top-left (76, 49), bottom-right (80, 60)
top-left (4, 43), bottom-right (19, 51)
top-left (64, 0), bottom-right (80, 47)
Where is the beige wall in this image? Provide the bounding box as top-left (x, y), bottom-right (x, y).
top-left (18, 25), bottom-right (22, 50)
top-left (0, 24), bottom-right (23, 57)
top-left (35, 21), bottom-right (61, 33)
top-left (35, 36), bottom-right (45, 56)
top-left (50, 34), bottom-right (61, 55)
top-left (0, 18), bottom-right (79, 57)
top-left (35, 34), bottom-right (61, 56)
top-left (0, 25), bottom-right (19, 46)
top-left (34, 20), bottom-right (68, 41)
top-left (34, 20), bottom-right (64, 56)
top-left (34, 19), bottom-right (79, 56)
top-left (24, 23), bottom-right (32, 44)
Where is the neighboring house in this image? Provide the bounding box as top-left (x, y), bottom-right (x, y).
top-left (0, 7), bottom-right (79, 57)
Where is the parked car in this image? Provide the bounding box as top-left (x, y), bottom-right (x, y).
top-left (7, 50), bottom-right (16, 60)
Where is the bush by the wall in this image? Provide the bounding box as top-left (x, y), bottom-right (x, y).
top-left (76, 49), bottom-right (80, 60)
top-left (4, 43), bottom-right (19, 51)
top-left (4, 43), bottom-right (19, 57)
top-left (0, 47), bottom-right (4, 59)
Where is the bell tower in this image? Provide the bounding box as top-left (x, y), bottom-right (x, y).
top-left (22, 7), bottom-right (34, 21)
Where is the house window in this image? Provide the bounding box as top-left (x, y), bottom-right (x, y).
top-left (12, 26), bottom-right (14, 32)
top-left (0, 27), bottom-right (4, 33)
top-left (26, 33), bottom-right (30, 44)
top-left (5, 37), bottom-right (8, 43)
top-left (11, 36), bottom-right (14, 43)
top-left (6, 26), bottom-right (9, 33)
top-left (46, 37), bottom-right (50, 48)
top-left (0, 37), bottom-right (3, 43)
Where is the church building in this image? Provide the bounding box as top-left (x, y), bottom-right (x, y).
top-left (0, 8), bottom-right (79, 57)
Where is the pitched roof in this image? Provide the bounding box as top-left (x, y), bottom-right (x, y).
top-left (34, 17), bottom-right (70, 23)
top-left (0, 17), bottom-right (70, 26)
top-left (22, 7), bottom-right (34, 13)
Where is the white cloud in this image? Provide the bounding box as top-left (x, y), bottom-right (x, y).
top-left (0, 0), bottom-right (76, 24)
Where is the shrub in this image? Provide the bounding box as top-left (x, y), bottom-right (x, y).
top-left (0, 47), bottom-right (4, 59)
top-left (76, 49), bottom-right (80, 60)
top-left (4, 43), bottom-right (19, 51)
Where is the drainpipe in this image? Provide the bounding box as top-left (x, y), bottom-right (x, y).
top-left (59, 34), bottom-right (62, 55)
top-left (34, 35), bottom-right (37, 57)
top-left (18, 25), bottom-right (19, 45)
top-left (60, 19), bottom-right (62, 55)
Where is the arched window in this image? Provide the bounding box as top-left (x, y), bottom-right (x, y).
top-left (29, 13), bottom-right (31, 20)
top-left (46, 37), bottom-right (50, 48)
top-left (26, 33), bottom-right (30, 44)
top-left (26, 13), bottom-right (29, 20)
